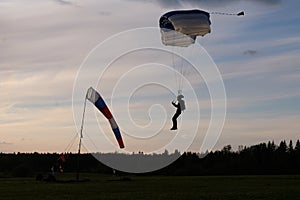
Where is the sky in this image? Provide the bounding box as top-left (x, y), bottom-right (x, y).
top-left (1, 0), bottom-right (300, 154)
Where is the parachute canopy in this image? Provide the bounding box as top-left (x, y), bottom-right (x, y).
top-left (86, 87), bottom-right (125, 149)
top-left (159, 9), bottom-right (211, 47)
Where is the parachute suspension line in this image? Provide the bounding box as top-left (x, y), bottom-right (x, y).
top-left (177, 33), bottom-right (187, 94)
top-left (178, 58), bottom-right (183, 92)
top-left (172, 48), bottom-right (177, 90)
top-left (171, 34), bottom-right (180, 92)
top-left (76, 93), bottom-right (87, 181)
top-left (211, 11), bottom-right (244, 16)
top-left (178, 47), bottom-right (185, 93)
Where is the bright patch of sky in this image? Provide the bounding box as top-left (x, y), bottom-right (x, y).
top-left (1, 0), bottom-right (300, 153)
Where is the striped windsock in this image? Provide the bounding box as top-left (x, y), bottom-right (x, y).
top-left (86, 87), bottom-right (124, 148)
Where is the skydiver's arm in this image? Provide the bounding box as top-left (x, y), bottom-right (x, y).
top-left (172, 101), bottom-right (179, 107)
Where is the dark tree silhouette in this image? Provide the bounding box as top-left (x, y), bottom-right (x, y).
top-left (288, 140), bottom-right (293, 153)
top-left (1, 140), bottom-right (300, 177)
top-left (295, 140), bottom-right (300, 152)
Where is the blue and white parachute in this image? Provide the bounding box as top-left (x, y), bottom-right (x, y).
top-left (159, 9), bottom-right (211, 47)
top-left (159, 9), bottom-right (244, 47)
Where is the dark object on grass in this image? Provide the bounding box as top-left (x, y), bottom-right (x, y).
top-left (35, 174), bottom-right (44, 181)
top-left (45, 174), bottom-right (56, 182)
top-left (107, 176), bottom-right (132, 182)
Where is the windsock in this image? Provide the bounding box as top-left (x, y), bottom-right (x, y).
top-left (86, 87), bottom-right (124, 148)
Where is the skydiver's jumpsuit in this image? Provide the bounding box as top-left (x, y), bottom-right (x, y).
top-left (171, 101), bottom-right (182, 130)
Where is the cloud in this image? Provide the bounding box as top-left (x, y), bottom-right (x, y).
top-left (98, 11), bottom-right (112, 16)
top-left (154, 0), bottom-right (282, 8)
top-left (251, 0), bottom-right (282, 6)
top-left (53, 0), bottom-right (75, 6)
top-left (0, 141), bottom-right (12, 145)
top-left (243, 50), bottom-right (257, 56)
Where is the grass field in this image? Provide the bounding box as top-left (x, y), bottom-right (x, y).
top-left (1, 174), bottom-right (300, 200)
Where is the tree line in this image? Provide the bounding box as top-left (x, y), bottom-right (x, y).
top-left (158, 139), bottom-right (300, 175)
top-left (1, 139), bottom-right (300, 177)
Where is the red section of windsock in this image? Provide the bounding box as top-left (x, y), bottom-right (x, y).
top-left (101, 107), bottom-right (113, 119)
top-left (117, 138), bottom-right (124, 149)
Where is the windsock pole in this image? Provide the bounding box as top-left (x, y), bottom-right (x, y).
top-left (76, 94), bottom-right (87, 181)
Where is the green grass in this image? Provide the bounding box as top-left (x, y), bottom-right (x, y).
top-left (1, 174), bottom-right (300, 200)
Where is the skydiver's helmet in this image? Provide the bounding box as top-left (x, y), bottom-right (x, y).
top-left (177, 94), bottom-right (184, 100)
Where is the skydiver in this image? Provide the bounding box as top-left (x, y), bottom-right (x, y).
top-left (170, 94), bottom-right (185, 130)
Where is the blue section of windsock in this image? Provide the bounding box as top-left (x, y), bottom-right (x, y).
top-left (94, 95), bottom-right (107, 110)
top-left (113, 127), bottom-right (122, 139)
top-left (108, 118), bottom-right (124, 148)
top-left (112, 127), bottom-right (124, 148)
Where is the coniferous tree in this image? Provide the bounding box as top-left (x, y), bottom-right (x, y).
top-left (278, 140), bottom-right (287, 153)
top-left (267, 140), bottom-right (276, 152)
top-left (288, 140), bottom-right (293, 153)
top-left (295, 140), bottom-right (300, 152)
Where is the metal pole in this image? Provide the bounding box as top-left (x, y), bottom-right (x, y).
top-left (76, 97), bottom-right (87, 181)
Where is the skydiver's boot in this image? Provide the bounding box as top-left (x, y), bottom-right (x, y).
top-left (171, 118), bottom-right (177, 130)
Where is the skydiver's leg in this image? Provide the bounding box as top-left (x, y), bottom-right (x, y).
top-left (171, 116), bottom-right (177, 130)
top-left (171, 112), bottom-right (180, 130)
